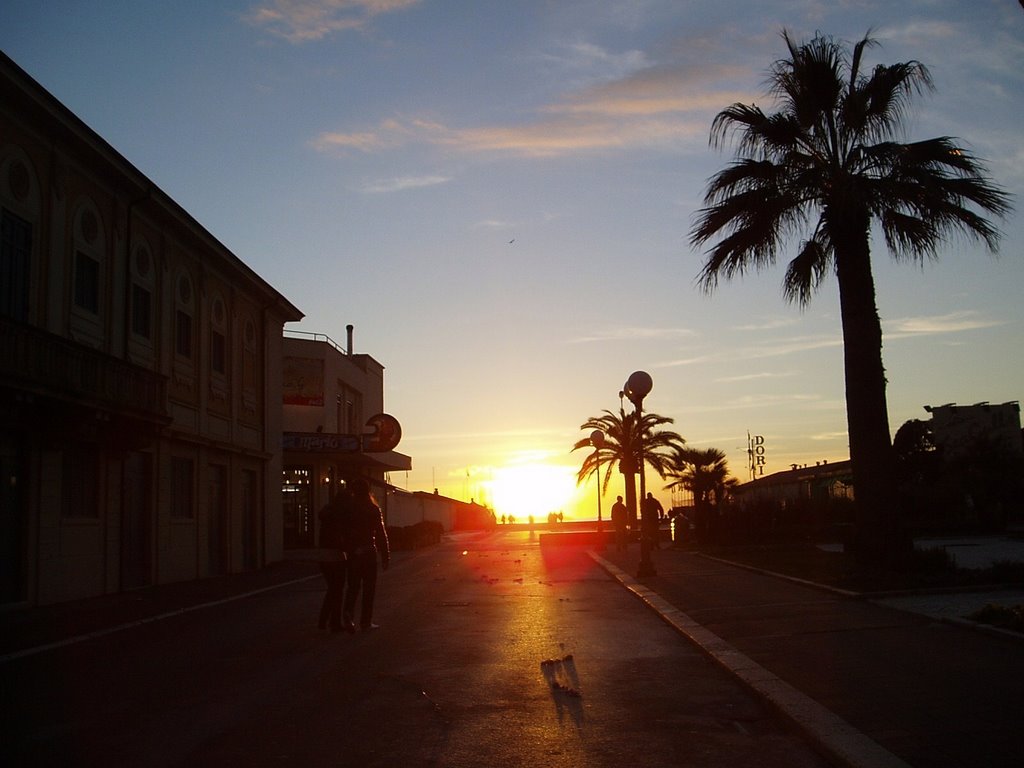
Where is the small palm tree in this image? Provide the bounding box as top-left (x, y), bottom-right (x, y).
top-left (573, 407), bottom-right (684, 526)
top-left (690, 31), bottom-right (1010, 560)
top-left (666, 447), bottom-right (737, 539)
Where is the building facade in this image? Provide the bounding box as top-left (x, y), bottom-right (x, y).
top-left (1, 52), bottom-right (302, 606)
top-left (923, 401), bottom-right (1022, 461)
top-left (281, 328), bottom-right (412, 552)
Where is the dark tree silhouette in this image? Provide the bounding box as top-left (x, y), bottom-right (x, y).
top-left (691, 31), bottom-right (1010, 561)
top-left (573, 408), bottom-right (684, 526)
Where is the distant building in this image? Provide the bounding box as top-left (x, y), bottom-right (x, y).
top-left (280, 328), bottom-right (412, 552)
top-left (923, 401), bottom-right (1022, 461)
top-left (387, 488), bottom-right (494, 532)
top-left (1, 52), bottom-right (302, 606)
top-left (732, 460), bottom-right (854, 509)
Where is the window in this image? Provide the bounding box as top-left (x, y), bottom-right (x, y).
top-left (131, 283), bottom-right (151, 338)
top-left (174, 272), bottom-right (194, 360)
top-left (63, 448), bottom-right (99, 518)
top-left (171, 457), bottom-right (195, 519)
top-left (175, 309), bottom-right (192, 358)
top-left (242, 318), bottom-right (257, 390)
top-left (210, 296), bottom-right (227, 375)
top-left (211, 330), bottom-right (226, 374)
top-left (130, 245), bottom-right (153, 340)
top-left (74, 250), bottom-right (100, 314)
top-left (0, 208), bottom-right (31, 321)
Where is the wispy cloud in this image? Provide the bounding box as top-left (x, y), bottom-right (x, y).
top-left (360, 174), bottom-right (451, 194)
top-left (568, 326), bottom-right (696, 344)
top-left (310, 117), bottom-right (446, 155)
top-left (308, 55), bottom-right (748, 158)
top-left (885, 310), bottom-right (1003, 337)
top-left (809, 430), bottom-right (849, 442)
top-left (714, 371), bottom-right (797, 383)
top-left (247, 0), bottom-right (421, 42)
top-left (732, 316), bottom-right (799, 332)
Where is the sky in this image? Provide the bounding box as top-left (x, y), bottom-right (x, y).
top-left (3, 1), bottom-right (1022, 520)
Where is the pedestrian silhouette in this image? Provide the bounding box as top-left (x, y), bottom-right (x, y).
top-left (342, 477), bottom-right (390, 631)
top-left (611, 496), bottom-right (628, 552)
top-left (317, 487), bottom-right (350, 632)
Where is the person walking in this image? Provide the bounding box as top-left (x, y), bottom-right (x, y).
top-left (342, 476), bottom-right (390, 632)
top-left (611, 495), bottom-right (628, 552)
top-left (317, 488), bottom-right (350, 632)
top-left (641, 493), bottom-right (664, 550)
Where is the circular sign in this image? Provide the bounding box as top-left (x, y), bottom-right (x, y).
top-left (363, 413), bottom-right (402, 452)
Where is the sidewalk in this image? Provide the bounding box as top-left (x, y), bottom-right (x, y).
top-left (0, 559), bottom-right (320, 661)
top-left (594, 543), bottom-right (1024, 768)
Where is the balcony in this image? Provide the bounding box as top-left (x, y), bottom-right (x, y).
top-left (0, 316), bottom-right (168, 424)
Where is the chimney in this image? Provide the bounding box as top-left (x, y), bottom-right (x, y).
top-left (346, 324), bottom-right (354, 355)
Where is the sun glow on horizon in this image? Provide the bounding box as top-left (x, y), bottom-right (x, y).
top-left (486, 461), bottom-right (591, 521)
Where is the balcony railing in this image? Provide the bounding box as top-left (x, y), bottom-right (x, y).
top-left (0, 317), bottom-right (168, 421)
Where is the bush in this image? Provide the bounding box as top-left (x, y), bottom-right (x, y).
top-left (387, 520), bottom-right (444, 551)
top-left (988, 559), bottom-right (1024, 585)
top-left (891, 545), bottom-right (955, 575)
top-left (968, 603), bottom-right (1024, 633)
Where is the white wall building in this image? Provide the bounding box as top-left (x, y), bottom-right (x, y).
top-left (923, 401), bottom-right (1022, 461)
top-left (280, 328), bottom-right (412, 551)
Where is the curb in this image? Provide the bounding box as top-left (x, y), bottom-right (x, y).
top-left (590, 551), bottom-right (913, 768)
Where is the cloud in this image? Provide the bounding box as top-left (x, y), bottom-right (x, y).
top-left (310, 130), bottom-right (389, 153)
top-left (540, 41), bottom-right (651, 85)
top-left (247, 0), bottom-right (420, 42)
top-left (714, 371), bottom-right (797, 383)
top-left (474, 219), bottom-right (515, 230)
top-left (732, 316), bottom-right (799, 332)
top-left (809, 430), bottom-right (849, 442)
top-left (307, 57), bottom-right (746, 158)
top-left (310, 117), bottom-right (445, 155)
top-left (568, 326), bottom-right (697, 344)
top-left (885, 310), bottom-right (1003, 337)
top-left (360, 175), bottom-right (451, 193)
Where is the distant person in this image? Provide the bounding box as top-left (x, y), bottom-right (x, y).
top-left (611, 495), bottom-right (628, 552)
top-left (342, 477), bottom-right (390, 632)
top-left (641, 493), bottom-right (663, 550)
top-left (317, 487), bottom-right (350, 633)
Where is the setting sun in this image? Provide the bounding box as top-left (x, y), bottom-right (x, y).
top-left (486, 462), bottom-right (588, 522)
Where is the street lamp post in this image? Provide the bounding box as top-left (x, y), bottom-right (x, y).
top-left (590, 429), bottom-right (605, 534)
top-left (623, 370), bottom-right (656, 577)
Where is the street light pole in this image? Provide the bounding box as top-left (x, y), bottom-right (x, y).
top-left (590, 429), bottom-right (605, 533)
top-left (623, 371), bottom-right (656, 577)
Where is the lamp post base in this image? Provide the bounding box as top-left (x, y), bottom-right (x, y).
top-left (637, 539), bottom-right (657, 577)
top-left (636, 561), bottom-right (657, 577)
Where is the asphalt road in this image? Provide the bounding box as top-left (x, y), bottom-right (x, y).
top-left (1, 530), bottom-right (834, 767)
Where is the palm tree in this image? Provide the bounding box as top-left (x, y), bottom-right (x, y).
top-left (690, 31), bottom-right (1010, 561)
top-left (573, 407), bottom-right (684, 527)
top-left (666, 447), bottom-right (737, 540)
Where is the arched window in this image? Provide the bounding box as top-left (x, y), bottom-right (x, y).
top-left (174, 270), bottom-right (194, 360)
top-left (0, 150), bottom-right (40, 322)
top-left (72, 204), bottom-right (104, 316)
top-left (210, 293), bottom-right (228, 376)
top-left (130, 242), bottom-right (154, 340)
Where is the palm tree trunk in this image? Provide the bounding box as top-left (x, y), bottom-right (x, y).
top-left (622, 469), bottom-right (638, 531)
top-left (833, 221), bottom-right (905, 562)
